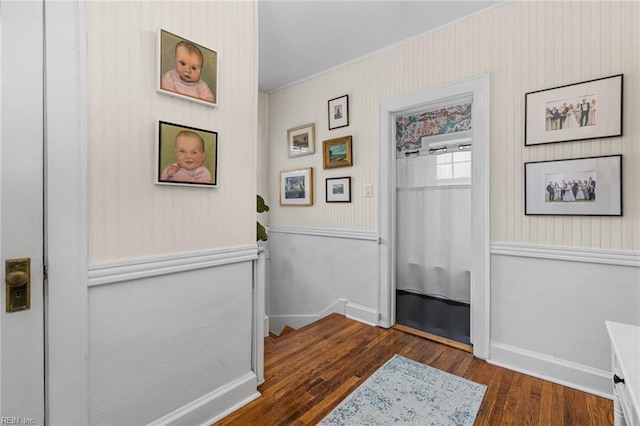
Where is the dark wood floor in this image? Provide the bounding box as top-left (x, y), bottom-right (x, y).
top-left (217, 313), bottom-right (613, 425)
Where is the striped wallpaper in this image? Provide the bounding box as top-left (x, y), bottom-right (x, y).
top-left (87, 1), bottom-right (258, 263)
top-left (266, 0), bottom-right (639, 251)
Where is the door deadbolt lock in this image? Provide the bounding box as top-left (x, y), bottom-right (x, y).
top-left (5, 258), bottom-right (30, 313)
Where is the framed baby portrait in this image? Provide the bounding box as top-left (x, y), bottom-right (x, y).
top-left (524, 74), bottom-right (622, 146)
top-left (280, 167), bottom-right (313, 206)
top-left (326, 177), bottom-right (351, 203)
top-left (156, 121), bottom-right (218, 188)
top-left (524, 155), bottom-right (621, 216)
top-left (287, 123), bottom-right (315, 158)
top-left (328, 95), bottom-right (349, 130)
top-left (157, 29), bottom-right (218, 107)
top-left (323, 136), bottom-right (352, 169)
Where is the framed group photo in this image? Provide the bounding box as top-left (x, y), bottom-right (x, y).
top-left (323, 136), bottom-right (353, 169)
top-left (287, 123), bottom-right (315, 158)
top-left (326, 177), bottom-right (351, 203)
top-left (524, 155), bottom-right (621, 216)
top-left (328, 95), bottom-right (349, 130)
top-left (525, 74), bottom-right (623, 146)
top-left (158, 29), bottom-right (218, 107)
top-left (280, 167), bottom-right (313, 206)
top-left (156, 121), bottom-right (218, 188)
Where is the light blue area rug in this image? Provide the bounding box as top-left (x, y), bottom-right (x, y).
top-left (319, 354), bottom-right (486, 426)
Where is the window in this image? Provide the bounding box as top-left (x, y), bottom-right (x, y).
top-left (436, 150), bottom-right (471, 183)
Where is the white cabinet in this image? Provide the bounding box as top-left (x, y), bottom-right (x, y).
top-left (607, 321), bottom-right (640, 426)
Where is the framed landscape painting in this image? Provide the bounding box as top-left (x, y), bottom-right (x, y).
top-left (323, 136), bottom-right (353, 169)
top-left (524, 155), bottom-right (621, 216)
top-left (524, 74), bottom-right (622, 146)
top-left (287, 123), bottom-right (315, 158)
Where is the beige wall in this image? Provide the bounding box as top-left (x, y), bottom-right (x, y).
top-left (87, 1), bottom-right (258, 263)
top-left (267, 0), bottom-right (639, 251)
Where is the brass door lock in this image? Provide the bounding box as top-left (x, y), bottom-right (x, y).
top-left (5, 258), bottom-right (30, 313)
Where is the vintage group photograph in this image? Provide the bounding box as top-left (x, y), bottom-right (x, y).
top-left (280, 168), bottom-right (313, 206)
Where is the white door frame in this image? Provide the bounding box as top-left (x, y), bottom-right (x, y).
top-left (378, 74), bottom-right (491, 359)
top-left (44, 1), bottom-right (89, 423)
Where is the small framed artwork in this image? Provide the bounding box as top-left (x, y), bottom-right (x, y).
top-left (524, 154), bottom-right (621, 216)
top-left (525, 74), bottom-right (622, 146)
top-left (328, 95), bottom-right (349, 130)
top-left (323, 136), bottom-right (353, 169)
top-left (287, 123), bottom-right (315, 158)
top-left (280, 167), bottom-right (313, 206)
top-left (156, 121), bottom-right (218, 188)
top-left (158, 29), bottom-right (218, 107)
top-left (326, 177), bottom-right (351, 203)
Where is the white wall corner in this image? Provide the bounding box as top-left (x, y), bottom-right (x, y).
top-left (488, 342), bottom-right (612, 399)
top-left (268, 299), bottom-right (348, 335)
top-left (148, 373), bottom-right (260, 426)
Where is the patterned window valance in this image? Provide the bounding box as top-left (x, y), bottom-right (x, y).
top-left (396, 101), bottom-right (472, 153)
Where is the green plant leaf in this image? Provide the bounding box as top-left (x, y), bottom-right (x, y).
top-left (257, 194), bottom-right (270, 213)
top-left (257, 221), bottom-right (268, 241)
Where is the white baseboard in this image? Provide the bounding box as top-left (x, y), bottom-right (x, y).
top-left (489, 342), bottom-right (612, 399)
top-left (148, 372), bottom-right (260, 426)
top-left (269, 299), bottom-right (378, 334)
top-left (345, 302), bottom-right (379, 326)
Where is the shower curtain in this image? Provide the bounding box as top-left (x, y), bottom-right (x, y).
top-left (396, 156), bottom-right (471, 303)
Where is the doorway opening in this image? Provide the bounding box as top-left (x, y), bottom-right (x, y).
top-left (378, 74), bottom-right (491, 359)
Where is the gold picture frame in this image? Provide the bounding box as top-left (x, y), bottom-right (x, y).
top-left (323, 136), bottom-right (352, 169)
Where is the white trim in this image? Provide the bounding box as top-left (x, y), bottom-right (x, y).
top-left (45, 1), bottom-right (89, 424)
top-left (489, 342), bottom-right (613, 399)
top-left (269, 298), bottom-right (347, 334)
top-left (379, 74), bottom-right (491, 360)
top-left (148, 372), bottom-right (260, 426)
top-left (269, 299), bottom-right (379, 334)
top-left (345, 302), bottom-right (379, 326)
top-left (269, 226), bottom-right (378, 241)
top-left (491, 242), bottom-right (640, 268)
top-left (88, 246), bottom-right (258, 287)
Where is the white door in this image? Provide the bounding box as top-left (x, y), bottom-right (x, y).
top-left (1, 1), bottom-right (46, 423)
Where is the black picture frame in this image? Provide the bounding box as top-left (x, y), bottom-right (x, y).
top-left (328, 95), bottom-right (349, 130)
top-left (524, 74), bottom-right (623, 146)
top-left (156, 121), bottom-right (218, 187)
top-left (524, 155), bottom-right (622, 216)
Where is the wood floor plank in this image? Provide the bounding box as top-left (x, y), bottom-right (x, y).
top-left (215, 314), bottom-right (613, 426)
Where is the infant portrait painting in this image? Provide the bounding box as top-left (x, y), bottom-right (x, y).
top-left (159, 29), bottom-right (218, 106)
top-left (157, 121), bottom-right (218, 187)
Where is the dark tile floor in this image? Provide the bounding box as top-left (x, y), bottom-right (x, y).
top-left (396, 290), bottom-right (471, 345)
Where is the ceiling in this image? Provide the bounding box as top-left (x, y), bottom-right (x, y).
top-left (258, 1), bottom-right (503, 93)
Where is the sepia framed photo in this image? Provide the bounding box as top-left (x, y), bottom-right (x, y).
top-left (158, 29), bottom-right (218, 107)
top-left (156, 121), bottom-right (218, 188)
top-left (287, 123), bottom-right (315, 158)
top-left (524, 74), bottom-right (622, 146)
top-left (323, 136), bottom-right (353, 169)
top-left (328, 95), bottom-right (349, 130)
top-left (326, 177), bottom-right (351, 203)
top-left (524, 155), bottom-right (621, 216)
top-left (280, 167), bottom-right (313, 206)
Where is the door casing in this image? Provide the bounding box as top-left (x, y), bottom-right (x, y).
top-left (377, 74), bottom-right (491, 359)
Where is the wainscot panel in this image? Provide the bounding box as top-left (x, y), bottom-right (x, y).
top-left (268, 227), bottom-right (379, 333)
top-left (88, 257), bottom-right (257, 425)
top-left (490, 244), bottom-right (640, 397)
